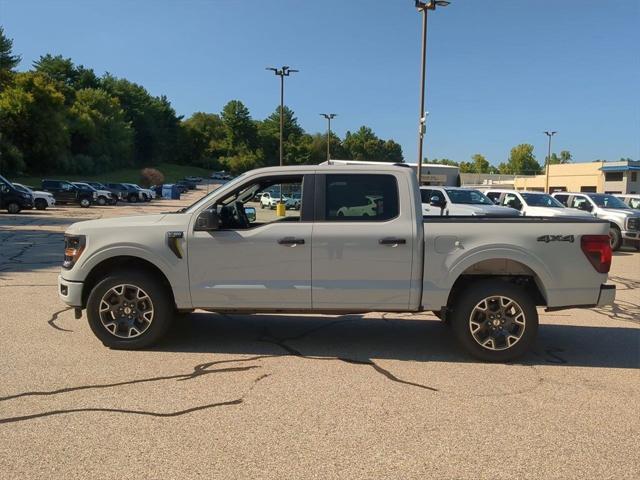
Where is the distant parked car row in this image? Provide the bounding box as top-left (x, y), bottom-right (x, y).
top-left (0, 175), bottom-right (163, 213)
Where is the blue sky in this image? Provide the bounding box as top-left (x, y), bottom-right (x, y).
top-left (1, 0), bottom-right (638, 166)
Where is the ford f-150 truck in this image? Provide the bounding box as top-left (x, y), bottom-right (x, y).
top-left (58, 165), bottom-right (615, 361)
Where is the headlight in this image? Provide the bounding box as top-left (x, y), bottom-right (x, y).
top-left (93, 192), bottom-right (97, 199)
top-left (63, 235), bottom-right (86, 269)
top-left (626, 217), bottom-right (639, 231)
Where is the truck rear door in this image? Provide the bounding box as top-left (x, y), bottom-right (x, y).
top-left (311, 172), bottom-right (416, 310)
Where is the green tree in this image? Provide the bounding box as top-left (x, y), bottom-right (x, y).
top-left (257, 106), bottom-right (306, 165)
top-left (343, 126), bottom-right (385, 161)
top-left (499, 144), bottom-right (542, 175)
top-left (548, 150), bottom-right (572, 165)
top-left (182, 112), bottom-right (226, 167)
top-left (427, 158), bottom-right (459, 166)
top-left (0, 27), bottom-right (21, 86)
top-left (221, 100), bottom-right (257, 155)
top-left (0, 72), bottom-right (69, 173)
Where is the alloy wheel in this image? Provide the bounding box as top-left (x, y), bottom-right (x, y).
top-left (468, 295), bottom-right (526, 351)
top-left (98, 284), bottom-right (154, 339)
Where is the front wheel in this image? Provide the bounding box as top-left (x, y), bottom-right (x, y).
top-left (86, 271), bottom-right (173, 349)
top-left (450, 280), bottom-right (538, 362)
top-left (80, 198), bottom-right (91, 208)
top-left (97, 196), bottom-right (107, 206)
top-left (7, 202), bottom-right (21, 214)
top-left (609, 226), bottom-right (622, 251)
top-left (35, 199), bottom-right (48, 210)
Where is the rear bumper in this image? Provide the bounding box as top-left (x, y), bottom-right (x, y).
top-left (58, 275), bottom-right (83, 307)
top-left (596, 284), bottom-right (616, 306)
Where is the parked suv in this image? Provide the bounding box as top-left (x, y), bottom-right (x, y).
top-left (0, 175), bottom-right (34, 213)
top-left (483, 189), bottom-right (589, 218)
top-left (73, 182), bottom-right (115, 206)
top-left (552, 192), bottom-right (640, 250)
top-left (421, 187), bottom-right (519, 216)
top-left (616, 194), bottom-right (640, 211)
top-left (41, 179), bottom-right (94, 208)
top-left (104, 183), bottom-right (145, 203)
top-left (259, 191), bottom-right (296, 209)
top-left (13, 183), bottom-right (55, 210)
top-left (123, 183), bottom-right (155, 201)
top-left (81, 181), bottom-right (118, 205)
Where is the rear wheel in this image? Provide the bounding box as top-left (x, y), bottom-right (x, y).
top-left (450, 280), bottom-right (538, 362)
top-left (35, 199), bottom-right (48, 210)
top-left (609, 226), bottom-right (622, 251)
top-left (86, 271), bottom-right (173, 349)
top-left (7, 202), bottom-right (21, 214)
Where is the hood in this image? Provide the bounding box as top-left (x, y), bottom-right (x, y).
top-left (525, 206), bottom-right (590, 217)
top-left (32, 190), bottom-right (53, 197)
top-left (66, 214), bottom-right (168, 235)
top-left (450, 203), bottom-right (520, 216)
top-left (597, 208), bottom-right (639, 219)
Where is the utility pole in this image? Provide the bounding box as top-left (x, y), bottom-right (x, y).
top-left (414, 0), bottom-right (450, 185)
top-left (266, 66), bottom-right (299, 167)
top-left (320, 113), bottom-right (337, 162)
top-left (544, 131), bottom-right (557, 193)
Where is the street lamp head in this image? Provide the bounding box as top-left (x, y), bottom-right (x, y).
top-left (544, 131), bottom-right (558, 137)
top-left (415, 0), bottom-right (450, 10)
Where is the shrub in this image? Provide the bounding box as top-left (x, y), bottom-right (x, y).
top-left (139, 167), bottom-right (164, 187)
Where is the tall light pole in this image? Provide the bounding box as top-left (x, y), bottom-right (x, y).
top-left (414, 0), bottom-right (450, 185)
top-left (544, 131), bottom-right (557, 193)
top-left (320, 113), bottom-right (337, 162)
top-left (266, 66), bottom-right (299, 167)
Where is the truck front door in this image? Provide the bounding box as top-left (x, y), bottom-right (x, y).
top-left (188, 174), bottom-right (313, 310)
top-left (311, 173), bottom-right (415, 310)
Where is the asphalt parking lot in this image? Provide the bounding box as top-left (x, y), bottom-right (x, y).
top-left (0, 188), bottom-right (638, 480)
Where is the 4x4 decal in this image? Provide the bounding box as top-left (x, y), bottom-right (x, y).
top-left (537, 234), bottom-right (575, 243)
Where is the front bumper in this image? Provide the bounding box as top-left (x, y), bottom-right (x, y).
top-left (47, 197), bottom-right (56, 207)
top-left (58, 275), bottom-right (83, 307)
top-left (621, 230), bottom-right (639, 241)
top-left (596, 284), bottom-right (616, 306)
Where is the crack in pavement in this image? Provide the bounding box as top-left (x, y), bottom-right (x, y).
top-left (0, 373), bottom-right (270, 425)
top-left (47, 307), bottom-right (74, 332)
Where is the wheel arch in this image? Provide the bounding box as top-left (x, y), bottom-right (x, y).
top-left (81, 255), bottom-right (176, 309)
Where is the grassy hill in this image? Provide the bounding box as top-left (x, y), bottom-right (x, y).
top-left (10, 163), bottom-right (212, 187)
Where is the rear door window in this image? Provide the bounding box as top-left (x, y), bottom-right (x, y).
top-left (486, 191), bottom-right (501, 204)
top-left (325, 174), bottom-right (399, 221)
top-left (554, 194), bottom-right (569, 206)
top-left (502, 193), bottom-right (522, 210)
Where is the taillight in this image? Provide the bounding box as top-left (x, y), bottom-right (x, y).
top-left (581, 235), bottom-right (611, 273)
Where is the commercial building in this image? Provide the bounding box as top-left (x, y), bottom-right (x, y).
top-left (513, 159), bottom-right (640, 194)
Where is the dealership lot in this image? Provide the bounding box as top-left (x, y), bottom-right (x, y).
top-left (0, 190), bottom-right (638, 479)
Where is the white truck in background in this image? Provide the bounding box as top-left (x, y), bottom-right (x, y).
top-left (420, 186), bottom-right (519, 216)
top-left (483, 189), bottom-right (591, 218)
top-left (58, 164), bottom-right (615, 362)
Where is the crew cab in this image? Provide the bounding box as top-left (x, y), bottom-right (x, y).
top-left (421, 187), bottom-right (518, 217)
top-left (552, 192), bottom-right (640, 250)
top-left (58, 165), bottom-right (615, 362)
top-left (0, 175), bottom-right (34, 213)
top-left (483, 189), bottom-right (590, 218)
top-left (42, 179), bottom-right (94, 208)
top-left (73, 182), bottom-right (115, 206)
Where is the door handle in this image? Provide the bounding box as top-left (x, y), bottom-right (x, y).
top-left (379, 237), bottom-right (406, 246)
top-left (278, 237), bottom-right (305, 246)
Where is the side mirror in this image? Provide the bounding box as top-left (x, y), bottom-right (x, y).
top-left (195, 208), bottom-right (219, 231)
top-left (244, 206), bottom-right (256, 222)
top-left (578, 202), bottom-right (593, 212)
top-left (430, 196), bottom-right (445, 208)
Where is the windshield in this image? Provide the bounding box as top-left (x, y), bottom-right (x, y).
top-left (445, 189), bottom-right (493, 205)
top-left (588, 194), bottom-right (629, 209)
top-left (180, 172), bottom-right (249, 213)
top-left (74, 183), bottom-right (97, 191)
top-left (521, 193), bottom-right (564, 207)
top-left (13, 183), bottom-right (31, 193)
top-left (0, 174), bottom-right (13, 188)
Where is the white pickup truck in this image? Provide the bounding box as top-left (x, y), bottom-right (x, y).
top-left (58, 164), bottom-right (615, 361)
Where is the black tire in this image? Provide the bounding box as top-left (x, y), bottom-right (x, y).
top-left (129, 194), bottom-right (138, 203)
top-left (260, 203), bottom-right (265, 209)
top-left (80, 198), bottom-right (91, 208)
top-left (86, 271), bottom-right (173, 349)
top-left (7, 202), bottom-right (21, 214)
top-left (34, 199), bottom-right (48, 210)
top-left (609, 225), bottom-right (622, 251)
top-left (97, 196), bottom-right (107, 206)
top-left (449, 280), bottom-right (538, 362)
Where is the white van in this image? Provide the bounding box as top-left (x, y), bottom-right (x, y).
top-left (483, 189), bottom-right (591, 218)
top-left (420, 187), bottom-right (519, 216)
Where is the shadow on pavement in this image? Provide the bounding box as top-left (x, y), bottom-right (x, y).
top-left (157, 312), bottom-right (640, 369)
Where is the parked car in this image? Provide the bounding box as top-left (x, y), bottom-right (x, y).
top-left (483, 189), bottom-right (590, 218)
top-left (552, 192), bottom-right (640, 250)
top-left (73, 182), bottom-right (115, 206)
top-left (81, 181), bottom-right (119, 205)
top-left (336, 194), bottom-right (382, 217)
top-left (177, 180), bottom-right (197, 191)
top-left (421, 187), bottom-right (519, 216)
top-left (58, 164), bottom-right (615, 361)
top-left (184, 176), bottom-right (203, 183)
top-left (104, 183), bottom-right (145, 203)
top-left (0, 175), bottom-right (34, 213)
top-left (259, 191), bottom-right (296, 209)
top-left (13, 183), bottom-right (55, 210)
top-left (210, 172), bottom-right (232, 180)
top-left (123, 183), bottom-right (155, 201)
top-left (616, 194), bottom-right (640, 211)
top-left (41, 179), bottom-right (94, 208)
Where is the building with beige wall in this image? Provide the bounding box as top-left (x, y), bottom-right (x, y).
top-left (513, 159), bottom-right (639, 194)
